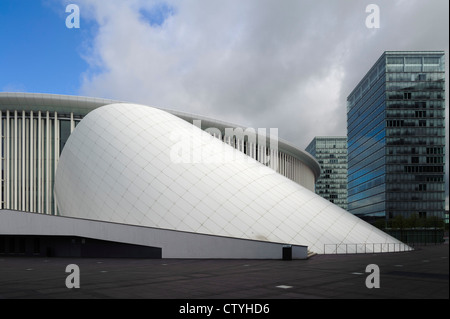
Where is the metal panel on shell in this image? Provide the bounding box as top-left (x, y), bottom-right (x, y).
top-left (54, 103), bottom-right (410, 255)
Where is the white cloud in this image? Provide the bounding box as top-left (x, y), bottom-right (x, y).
top-left (76, 0), bottom-right (448, 157)
top-left (68, 0), bottom-right (449, 210)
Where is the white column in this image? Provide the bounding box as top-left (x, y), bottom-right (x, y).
top-left (46, 111), bottom-right (50, 214)
top-left (261, 145), bottom-right (264, 164)
top-left (54, 112), bottom-right (59, 214)
top-left (30, 111), bottom-right (34, 212)
top-left (37, 111), bottom-right (42, 213)
top-left (287, 154), bottom-right (290, 179)
top-left (70, 112), bottom-right (75, 133)
top-left (270, 148), bottom-right (274, 170)
top-left (22, 111), bottom-right (26, 210)
top-left (13, 110), bottom-right (18, 210)
top-left (5, 111), bottom-right (10, 209)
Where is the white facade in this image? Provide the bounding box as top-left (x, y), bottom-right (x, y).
top-left (54, 103), bottom-right (410, 255)
top-left (0, 93), bottom-right (319, 215)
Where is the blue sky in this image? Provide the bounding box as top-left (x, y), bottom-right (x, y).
top-left (0, 1), bottom-right (176, 95)
top-left (1, 1), bottom-right (448, 139)
top-left (0, 1), bottom-right (91, 94)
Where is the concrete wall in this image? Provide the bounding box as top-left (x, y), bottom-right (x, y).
top-left (0, 210), bottom-right (308, 259)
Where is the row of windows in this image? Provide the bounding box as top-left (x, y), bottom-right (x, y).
top-left (386, 119), bottom-right (444, 128)
top-left (316, 184), bottom-right (347, 189)
top-left (385, 174), bottom-right (444, 183)
top-left (387, 146), bottom-right (444, 156)
top-left (386, 56), bottom-right (442, 65)
top-left (386, 201), bottom-right (445, 211)
top-left (386, 128), bottom-right (445, 137)
top-left (386, 66), bottom-right (443, 73)
top-left (387, 91), bottom-right (444, 100)
top-left (320, 174), bottom-right (348, 180)
top-left (327, 194), bottom-right (347, 199)
top-left (317, 189), bottom-right (347, 196)
top-left (387, 100), bottom-right (445, 109)
top-left (386, 81), bottom-right (444, 91)
top-left (386, 72), bottom-right (445, 82)
top-left (321, 168), bottom-right (348, 174)
top-left (386, 156), bottom-right (444, 165)
top-left (314, 141), bottom-right (347, 148)
top-left (388, 212), bottom-right (444, 219)
top-left (350, 195), bottom-right (444, 213)
top-left (426, 157), bottom-right (444, 164)
top-left (427, 147), bottom-right (444, 155)
top-left (385, 192), bottom-right (444, 201)
top-left (387, 183), bottom-right (446, 192)
top-left (317, 161), bottom-right (347, 167)
top-left (386, 109), bottom-right (445, 118)
top-left (386, 137), bottom-right (445, 146)
top-left (403, 165), bottom-right (444, 173)
top-left (314, 151), bottom-right (347, 156)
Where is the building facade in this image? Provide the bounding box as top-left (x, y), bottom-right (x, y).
top-left (305, 136), bottom-right (348, 210)
top-left (0, 93), bottom-right (319, 215)
top-left (0, 93), bottom-right (410, 257)
top-left (347, 51), bottom-right (446, 221)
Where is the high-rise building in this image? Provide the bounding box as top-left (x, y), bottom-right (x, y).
top-left (347, 51), bottom-right (446, 222)
top-left (306, 136), bottom-right (348, 210)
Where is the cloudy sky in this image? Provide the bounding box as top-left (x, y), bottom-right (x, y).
top-left (1, 0), bottom-right (449, 206)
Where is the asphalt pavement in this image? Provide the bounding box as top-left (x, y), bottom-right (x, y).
top-left (0, 244), bottom-right (448, 299)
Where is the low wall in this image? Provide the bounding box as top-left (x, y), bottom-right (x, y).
top-left (0, 210), bottom-right (308, 259)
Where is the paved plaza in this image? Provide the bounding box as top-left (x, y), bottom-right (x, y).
top-left (0, 244), bottom-right (447, 299)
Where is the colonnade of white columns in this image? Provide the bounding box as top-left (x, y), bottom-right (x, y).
top-left (1, 110), bottom-right (76, 214)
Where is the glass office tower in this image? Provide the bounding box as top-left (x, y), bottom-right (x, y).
top-left (306, 136), bottom-right (348, 210)
top-left (347, 51), bottom-right (446, 221)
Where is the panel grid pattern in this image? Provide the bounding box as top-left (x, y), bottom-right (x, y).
top-left (55, 103), bottom-right (410, 254)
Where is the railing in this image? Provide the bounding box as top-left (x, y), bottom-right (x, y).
top-left (323, 243), bottom-right (413, 254)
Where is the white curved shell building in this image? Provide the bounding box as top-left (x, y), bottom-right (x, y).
top-left (0, 93), bottom-right (410, 259)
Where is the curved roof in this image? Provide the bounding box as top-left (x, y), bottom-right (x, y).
top-left (0, 92), bottom-right (320, 179)
top-left (55, 103), bottom-right (410, 254)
